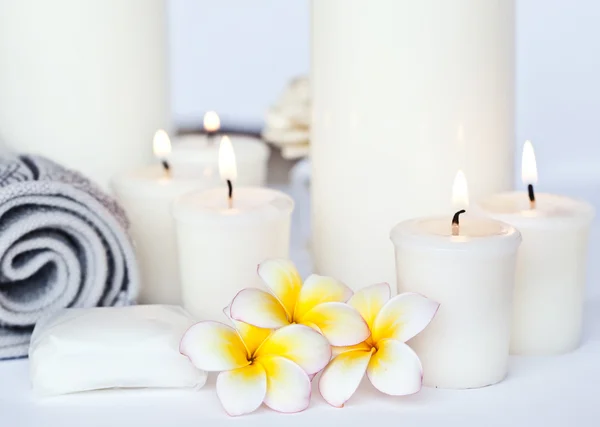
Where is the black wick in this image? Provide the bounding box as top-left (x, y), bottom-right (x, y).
top-left (451, 209), bottom-right (466, 236)
top-left (161, 160), bottom-right (170, 174)
top-left (227, 179), bottom-right (233, 208)
top-left (206, 130), bottom-right (218, 145)
top-left (528, 184), bottom-right (536, 209)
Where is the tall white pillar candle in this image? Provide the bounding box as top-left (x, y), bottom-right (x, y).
top-left (111, 133), bottom-right (269, 305)
top-left (476, 141), bottom-right (594, 355)
top-left (391, 216), bottom-right (521, 389)
top-left (0, 0), bottom-right (169, 189)
top-left (311, 0), bottom-right (515, 289)
top-left (172, 187), bottom-right (294, 321)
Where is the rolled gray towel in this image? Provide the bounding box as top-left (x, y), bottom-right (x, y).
top-left (0, 154), bottom-right (138, 359)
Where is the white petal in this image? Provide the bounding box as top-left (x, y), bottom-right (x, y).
top-left (367, 339), bottom-right (422, 395)
top-left (216, 364), bottom-right (267, 416)
top-left (293, 274), bottom-right (353, 320)
top-left (258, 356), bottom-right (311, 413)
top-left (230, 288), bottom-right (289, 329)
top-left (180, 321), bottom-right (249, 371)
top-left (347, 282), bottom-right (391, 329)
top-left (372, 292), bottom-right (439, 343)
top-left (257, 259), bottom-right (302, 319)
top-left (223, 304), bottom-right (273, 357)
top-left (300, 302), bottom-right (370, 346)
top-left (319, 350), bottom-right (372, 408)
top-left (255, 324), bottom-right (331, 375)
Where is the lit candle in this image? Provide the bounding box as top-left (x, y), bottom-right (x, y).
top-left (390, 171), bottom-right (521, 389)
top-left (111, 124), bottom-right (271, 304)
top-left (153, 129), bottom-right (172, 174)
top-left (219, 136), bottom-right (237, 209)
top-left (203, 110), bottom-right (221, 143)
top-left (111, 130), bottom-right (209, 304)
top-left (173, 138), bottom-right (294, 321)
top-left (475, 141), bottom-right (595, 355)
top-left (167, 112), bottom-right (269, 184)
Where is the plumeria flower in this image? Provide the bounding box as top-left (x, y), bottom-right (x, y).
top-left (180, 314), bottom-right (331, 416)
top-left (319, 283), bottom-right (439, 408)
top-left (229, 259), bottom-right (369, 346)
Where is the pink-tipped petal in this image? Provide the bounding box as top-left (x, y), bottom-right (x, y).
top-left (347, 283), bottom-right (391, 329)
top-left (223, 304), bottom-right (272, 357)
top-left (367, 339), bottom-right (422, 396)
top-left (180, 321), bottom-right (249, 371)
top-left (230, 288), bottom-right (290, 329)
top-left (258, 356), bottom-right (312, 414)
top-left (257, 259), bottom-right (302, 320)
top-left (319, 350), bottom-right (372, 408)
top-left (300, 302), bottom-right (370, 346)
top-left (255, 324), bottom-right (331, 375)
top-left (216, 364), bottom-right (267, 417)
top-left (372, 292), bottom-right (439, 343)
top-left (293, 274), bottom-right (353, 320)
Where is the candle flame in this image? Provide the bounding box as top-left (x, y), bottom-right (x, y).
top-left (521, 140), bottom-right (538, 185)
top-left (152, 129), bottom-right (171, 158)
top-left (452, 170), bottom-right (469, 210)
top-left (219, 136), bottom-right (237, 181)
top-left (204, 111), bottom-right (221, 133)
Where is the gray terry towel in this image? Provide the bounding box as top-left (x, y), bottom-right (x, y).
top-left (0, 154), bottom-right (139, 359)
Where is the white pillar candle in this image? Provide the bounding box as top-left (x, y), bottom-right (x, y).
top-left (111, 132), bottom-right (269, 305)
top-left (390, 172), bottom-right (521, 389)
top-left (311, 0), bottom-right (515, 290)
top-left (172, 138), bottom-right (293, 321)
top-left (475, 142), bottom-right (595, 355)
top-left (0, 0), bottom-right (169, 190)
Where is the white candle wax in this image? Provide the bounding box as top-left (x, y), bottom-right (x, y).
top-left (390, 216), bottom-right (521, 389)
top-left (168, 135), bottom-right (269, 184)
top-left (111, 166), bottom-right (208, 304)
top-left (311, 0), bottom-right (515, 290)
top-left (0, 0), bottom-right (169, 190)
top-left (111, 135), bottom-right (270, 305)
top-left (475, 192), bottom-right (594, 355)
top-left (172, 187), bottom-right (294, 321)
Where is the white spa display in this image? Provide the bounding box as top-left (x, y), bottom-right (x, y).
top-left (173, 138), bottom-right (293, 321)
top-left (390, 172), bottom-right (522, 389)
top-left (0, 0), bottom-right (169, 190)
top-left (476, 142), bottom-right (595, 355)
top-left (111, 131), bottom-right (269, 305)
top-left (311, 0), bottom-right (516, 290)
top-left (29, 305), bottom-right (206, 396)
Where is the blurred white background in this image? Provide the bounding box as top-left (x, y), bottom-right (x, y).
top-left (169, 0), bottom-right (600, 187)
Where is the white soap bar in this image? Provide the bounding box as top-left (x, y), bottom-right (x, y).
top-left (29, 305), bottom-right (206, 396)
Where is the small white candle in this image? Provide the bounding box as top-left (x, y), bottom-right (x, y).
top-left (173, 137), bottom-right (294, 321)
top-left (111, 131), bottom-right (206, 304)
top-left (475, 141), bottom-right (595, 355)
top-left (111, 128), bottom-right (268, 305)
top-left (390, 171), bottom-right (521, 389)
top-left (168, 112), bottom-right (269, 183)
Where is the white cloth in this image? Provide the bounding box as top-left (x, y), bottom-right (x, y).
top-left (29, 305), bottom-right (206, 396)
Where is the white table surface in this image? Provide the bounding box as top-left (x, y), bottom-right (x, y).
top-left (1, 178), bottom-right (600, 426)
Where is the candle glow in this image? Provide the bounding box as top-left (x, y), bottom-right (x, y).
top-left (152, 129), bottom-right (171, 159)
top-left (218, 136), bottom-right (237, 182)
top-left (204, 111), bottom-right (221, 133)
top-left (522, 140), bottom-right (538, 185)
top-left (452, 170), bottom-right (469, 210)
